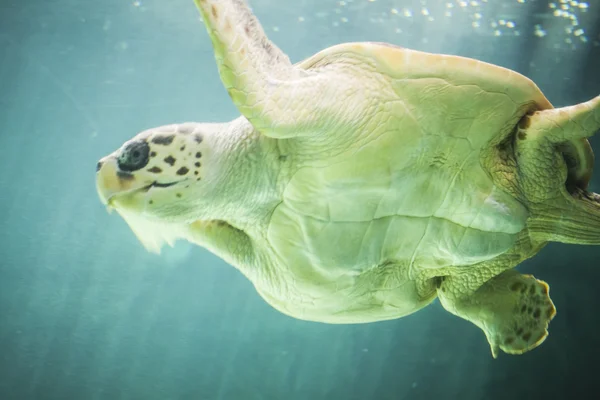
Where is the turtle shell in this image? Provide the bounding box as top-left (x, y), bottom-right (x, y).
top-left (267, 43), bottom-right (592, 281)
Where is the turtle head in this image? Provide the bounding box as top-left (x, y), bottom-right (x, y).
top-left (513, 95), bottom-right (600, 245)
top-left (96, 122), bottom-right (230, 252)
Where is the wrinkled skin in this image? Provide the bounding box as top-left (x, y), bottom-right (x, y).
top-left (96, 0), bottom-right (600, 357)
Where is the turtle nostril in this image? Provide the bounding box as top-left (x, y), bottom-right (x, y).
top-left (96, 161), bottom-right (103, 172)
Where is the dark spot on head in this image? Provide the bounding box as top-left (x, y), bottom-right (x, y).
top-left (245, 25), bottom-right (251, 35)
top-left (118, 141), bottom-right (150, 172)
top-left (520, 305), bottom-right (527, 313)
top-left (164, 156), bottom-right (176, 166)
top-left (152, 135), bottom-right (175, 145)
top-left (533, 308), bottom-right (541, 319)
top-left (529, 285), bottom-right (535, 295)
top-left (194, 171), bottom-right (199, 175)
top-left (518, 131), bottom-right (527, 140)
top-left (150, 151), bottom-right (156, 157)
top-left (522, 332), bottom-right (532, 341)
top-left (117, 171), bottom-right (135, 181)
top-left (147, 166), bottom-right (162, 173)
top-left (195, 162), bottom-right (201, 167)
top-left (194, 134), bottom-right (203, 144)
top-left (176, 166), bottom-right (189, 176)
top-left (195, 152), bottom-right (202, 158)
top-left (279, 155), bottom-right (288, 162)
top-left (504, 337), bottom-right (514, 345)
top-left (96, 161), bottom-right (104, 172)
top-left (211, 4), bottom-right (218, 18)
top-left (180, 145), bottom-right (186, 151)
top-left (262, 41), bottom-right (273, 55)
top-left (197, 177), bottom-right (202, 181)
top-left (149, 200), bottom-right (153, 205)
top-left (176, 193), bottom-right (182, 198)
top-left (516, 327), bottom-right (524, 336)
top-left (178, 125), bottom-right (193, 134)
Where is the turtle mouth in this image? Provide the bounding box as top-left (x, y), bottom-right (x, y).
top-left (105, 181), bottom-right (180, 208)
top-left (146, 181), bottom-right (178, 190)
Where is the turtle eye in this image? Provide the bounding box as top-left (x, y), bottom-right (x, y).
top-left (118, 141), bottom-right (150, 172)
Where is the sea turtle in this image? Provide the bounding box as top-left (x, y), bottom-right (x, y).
top-left (95, 0), bottom-right (600, 358)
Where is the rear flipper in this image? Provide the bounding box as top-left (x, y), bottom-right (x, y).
top-left (438, 269), bottom-right (556, 358)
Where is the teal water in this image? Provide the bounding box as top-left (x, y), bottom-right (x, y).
top-left (1, 1), bottom-right (599, 399)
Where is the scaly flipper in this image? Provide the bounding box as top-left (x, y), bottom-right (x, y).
top-left (439, 269), bottom-right (556, 358)
top-left (193, 0), bottom-right (368, 138)
top-left (185, 220), bottom-right (260, 280)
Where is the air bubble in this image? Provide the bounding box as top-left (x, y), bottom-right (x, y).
top-left (534, 24), bottom-right (547, 37)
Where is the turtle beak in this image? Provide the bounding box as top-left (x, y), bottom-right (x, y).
top-left (95, 156), bottom-right (149, 209)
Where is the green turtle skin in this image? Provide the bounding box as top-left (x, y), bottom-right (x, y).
top-left (96, 0), bottom-right (600, 357)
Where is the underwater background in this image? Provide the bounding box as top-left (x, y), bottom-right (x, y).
top-left (1, 0), bottom-right (599, 399)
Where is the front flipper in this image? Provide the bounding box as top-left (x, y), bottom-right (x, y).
top-left (438, 269), bottom-right (556, 358)
top-left (193, 0), bottom-right (366, 138)
top-left (185, 220), bottom-right (259, 280)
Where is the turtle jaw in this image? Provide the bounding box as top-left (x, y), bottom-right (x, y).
top-left (95, 155), bottom-right (179, 211)
top-left (96, 156), bottom-right (146, 207)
